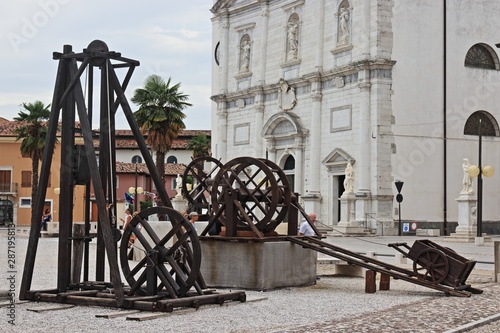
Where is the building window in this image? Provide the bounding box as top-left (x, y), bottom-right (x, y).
top-left (464, 44), bottom-right (499, 70)
top-left (21, 171), bottom-right (31, 187)
top-left (131, 155), bottom-right (142, 164)
top-left (464, 111), bottom-right (499, 137)
top-left (20, 197), bottom-right (31, 208)
top-left (166, 156), bottom-right (177, 164)
top-left (0, 170), bottom-right (12, 192)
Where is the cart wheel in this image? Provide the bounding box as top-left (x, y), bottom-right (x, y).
top-left (413, 248), bottom-right (449, 284)
top-left (119, 207), bottom-right (201, 298)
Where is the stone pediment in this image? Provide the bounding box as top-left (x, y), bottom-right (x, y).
top-left (322, 148), bottom-right (354, 173)
top-left (261, 112), bottom-right (307, 138)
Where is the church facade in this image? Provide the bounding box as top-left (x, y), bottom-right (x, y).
top-left (209, 0), bottom-right (500, 235)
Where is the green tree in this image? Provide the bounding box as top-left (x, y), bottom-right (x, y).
top-left (14, 101), bottom-right (51, 204)
top-left (187, 134), bottom-right (211, 159)
top-left (132, 75), bottom-right (191, 207)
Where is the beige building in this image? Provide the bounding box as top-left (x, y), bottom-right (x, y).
top-left (0, 118), bottom-right (209, 229)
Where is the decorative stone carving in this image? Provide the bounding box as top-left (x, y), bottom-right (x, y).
top-left (287, 22), bottom-right (299, 60)
top-left (175, 174), bottom-right (183, 198)
top-left (240, 40), bottom-right (251, 72)
top-left (343, 161), bottom-right (355, 194)
top-left (277, 79), bottom-right (297, 111)
top-left (337, 6), bottom-right (350, 46)
top-left (334, 76), bottom-right (345, 88)
top-left (461, 158), bottom-right (474, 194)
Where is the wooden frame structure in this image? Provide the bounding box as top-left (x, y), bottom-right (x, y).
top-left (20, 40), bottom-right (183, 306)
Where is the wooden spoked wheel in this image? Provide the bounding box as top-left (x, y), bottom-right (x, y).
top-left (211, 157), bottom-right (290, 233)
top-left (257, 158), bottom-right (291, 232)
top-left (182, 156), bottom-right (223, 210)
top-left (119, 207), bottom-right (201, 297)
top-left (412, 248), bottom-right (449, 284)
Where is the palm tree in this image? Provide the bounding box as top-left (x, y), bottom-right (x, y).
top-left (187, 134), bottom-right (211, 159)
top-left (132, 75), bottom-right (191, 207)
top-left (14, 101), bottom-right (51, 204)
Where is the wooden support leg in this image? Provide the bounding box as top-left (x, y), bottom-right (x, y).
top-left (379, 273), bottom-right (391, 291)
top-left (365, 270), bottom-right (376, 293)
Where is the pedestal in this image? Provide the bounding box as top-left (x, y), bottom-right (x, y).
top-left (448, 193), bottom-right (477, 242)
top-left (336, 192), bottom-right (365, 234)
top-left (171, 196), bottom-right (188, 212)
top-left (200, 240), bottom-right (317, 290)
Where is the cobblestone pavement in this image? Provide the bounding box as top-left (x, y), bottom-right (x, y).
top-left (272, 275), bottom-right (500, 333)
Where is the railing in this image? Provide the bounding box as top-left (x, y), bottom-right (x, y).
top-left (364, 213), bottom-right (386, 235)
top-left (0, 182), bottom-right (18, 195)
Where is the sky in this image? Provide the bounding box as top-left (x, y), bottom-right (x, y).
top-left (0, 0), bottom-right (214, 130)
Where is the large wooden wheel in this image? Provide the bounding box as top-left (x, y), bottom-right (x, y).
top-left (211, 157), bottom-right (291, 233)
top-left (182, 156), bottom-right (223, 210)
top-left (119, 207), bottom-right (202, 298)
top-left (412, 248), bottom-right (449, 284)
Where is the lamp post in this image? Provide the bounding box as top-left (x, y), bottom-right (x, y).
top-left (394, 180), bottom-right (404, 236)
top-left (467, 118), bottom-right (494, 241)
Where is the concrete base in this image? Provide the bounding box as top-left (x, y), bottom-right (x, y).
top-left (334, 224), bottom-right (366, 235)
top-left (445, 232), bottom-right (491, 243)
top-left (200, 240), bottom-right (317, 290)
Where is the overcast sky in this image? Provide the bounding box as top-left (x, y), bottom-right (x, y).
top-left (0, 0), bottom-right (214, 130)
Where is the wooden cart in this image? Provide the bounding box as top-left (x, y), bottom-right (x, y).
top-left (388, 240), bottom-right (476, 289)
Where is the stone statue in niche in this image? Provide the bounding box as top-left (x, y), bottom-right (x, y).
top-left (287, 22), bottom-right (299, 59)
top-left (338, 7), bottom-right (350, 46)
top-left (343, 161), bottom-right (355, 194)
top-left (240, 40), bottom-right (251, 72)
top-left (277, 79), bottom-right (297, 111)
top-left (461, 158), bottom-right (474, 194)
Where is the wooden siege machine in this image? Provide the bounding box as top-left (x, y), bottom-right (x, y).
top-left (182, 156), bottom-right (483, 297)
top-left (19, 40), bottom-right (245, 311)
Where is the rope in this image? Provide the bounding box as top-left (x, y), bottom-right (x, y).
top-left (290, 201), bottom-right (390, 247)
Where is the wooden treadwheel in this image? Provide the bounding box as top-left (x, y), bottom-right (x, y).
top-left (412, 248), bottom-right (450, 284)
top-left (182, 156), bottom-right (223, 210)
top-left (119, 207), bottom-right (202, 297)
top-left (210, 157), bottom-right (291, 233)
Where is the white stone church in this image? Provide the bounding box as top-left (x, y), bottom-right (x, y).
top-left (209, 0), bottom-right (500, 236)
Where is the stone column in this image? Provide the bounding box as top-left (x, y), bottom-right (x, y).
top-left (303, 80), bottom-right (322, 214)
top-left (220, 12), bottom-right (229, 94)
top-left (294, 136), bottom-right (304, 196)
top-left (356, 72), bottom-right (372, 223)
top-left (254, 91), bottom-right (264, 157)
top-left (315, 0), bottom-right (326, 71)
top-left (258, 2), bottom-right (269, 86)
top-left (308, 80), bottom-right (322, 194)
top-left (216, 103), bottom-right (228, 163)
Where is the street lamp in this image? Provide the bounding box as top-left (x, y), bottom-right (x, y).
top-left (128, 186), bottom-right (143, 211)
top-left (467, 118), bottom-right (494, 240)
